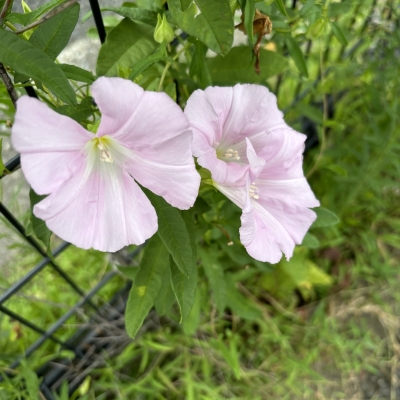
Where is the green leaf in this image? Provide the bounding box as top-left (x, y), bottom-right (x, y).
top-left (211, 335), bottom-right (241, 379)
top-left (328, 3), bottom-right (352, 18)
top-left (154, 265), bottom-right (176, 316)
top-left (207, 46), bottom-right (287, 85)
top-left (82, 6), bottom-right (158, 25)
top-left (285, 35), bottom-right (308, 77)
top-left (125, 234), bottom-right (169, 338)
top-left (192, 197), bottom-right (211, 215)
top-left (274, 0), bottom-right (288, 17)
top-left (299, 0), bottom-right (319, 18)
top-left (226, 277), bottom-right (262, 320)
top-left (170, 256), bottom-right (197, 322)
top-left (330, 21), bottom-right (348, 46)
top-left (55, 96), bottom-right (94, 122)
top-left (168, 0), bottom-right (234, 55)
top-left (308, 18), bottom-right (326, 39)
top-left (301, 233), bottom-right (320, 249)
top-left (0, 29), bottom-right (76, 104)
top-left (312, 207), bottom-right (340, 228)
top-left (6, 0), bottom-right (65, 26)
top-left (145, 190), bottom-right (195, 276)
top-left (325, 164), bottom-right (347, 177)
top-left (59, 64), bottom-right (96, 83)
top-left (182, 286), bottom-right (201, 335)
top-left (29, 3), bottom-right (80, 60)
top-left (117, 266), bottom-right (140, 281)
top-left (198, 246), bottom-right (226, 314)
top-left (129, 42), bottom-right (168, 81)
top-left (271, 19), bottom-right (291, 33)
top-left (244, 0), bottom-right (256, 45)
top-left (189, 39), bottom-right (212, 89)
top-left (96, 19), bottom-right (158, 77)
top-left (0, 139), bottom-right (6, 177)
top-left (21, 362), bottom-right (40, 400)
top-left (28, 189), bottom-right (52, 251)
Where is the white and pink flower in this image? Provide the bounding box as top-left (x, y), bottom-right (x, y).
top-left (12, 77), bottom-right (200, 252)
top-left (185, 84), bottom-right (319, 264)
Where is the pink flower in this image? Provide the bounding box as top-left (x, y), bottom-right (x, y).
top-left (12, 77), bottom-right (200, 252)
top-left (185, 84), bottom-right (319, 263)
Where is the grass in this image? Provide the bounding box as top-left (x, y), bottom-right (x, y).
top-left (1, 0), bottom-right (400, 398)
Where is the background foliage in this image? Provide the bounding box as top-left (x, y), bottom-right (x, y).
top-left (0, 0), bottom-right (400, 398)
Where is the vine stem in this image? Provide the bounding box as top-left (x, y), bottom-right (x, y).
top-left (15, 0), bottom-right (80, 34)
top-left (157, 43), bottom-right (190, 92)
top-left (306, 43), bottom-right (328, 179)
top-left (0, 0), bottom-right (12, 26)
top-left (0, 64), bottom-right (18, 109)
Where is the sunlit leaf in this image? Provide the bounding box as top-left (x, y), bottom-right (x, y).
top-left (198, 246), bottom-right (226, 314)
top-left (55, 96), bottom-right (93, 122)
top-left (29, 3), bottom-right (80, 59)
top-left (285, 35), bottom-right (309, 77)
top-left (0, 29), bottom-right (76, 104)
top-left (125, 234), bottom-right (169, 338)
top-left (27, 189), bottom-right (52, 252)
top-left (96, 18), bottom-right (158, 77)
top-left (146, 191), bottom-right (195, 276)
top-left (330, 21), bottom-right (348, 46)
top-left (82, 6), bottom-right (157, 25)
top-left (274, 0), bottom-right (288, 17)
top-left (168, 0), bottom-right (234, 55)
top-left (312, 207), bottom-right (340, 228)
top-left (207, 46), bottom-right (287, 85)
top-left (59, 64), bottom-right (96, 83)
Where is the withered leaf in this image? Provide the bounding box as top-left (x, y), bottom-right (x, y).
top-left (236, 10), bottom-right (272, 74)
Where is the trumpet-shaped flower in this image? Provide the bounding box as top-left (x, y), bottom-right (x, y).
top-left (185, 85), bottom-right (319, 263)
top-left (12, 77), bottom-right (200, 252)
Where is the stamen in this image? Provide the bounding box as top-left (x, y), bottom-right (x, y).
top-left (98, 142), bottom-right (113, 163)
top-left (249, 183), bottom-right (260, 201)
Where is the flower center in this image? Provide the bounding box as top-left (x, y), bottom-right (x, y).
top-left (91, 137), bottom-right (114, 164)
top-left (249, 183), bottom-right (259, 200)
top-left (217, 147), bottom-right (241, 162)
top-left (97, 140), bottom-right (113, 163)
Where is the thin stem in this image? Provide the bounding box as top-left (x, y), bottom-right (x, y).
top-left (5, 21), bottom-right (17, 31)
top-left (0, 63), bottom-right (18, 109)
top-left (15, 0), bottom-right (79, 34)
top-left (157, 61), bottom-right (172, 92)
top-left (306, 45), bottom-right (328, 178)
top-left (157, 43), bottom-right (189, 92)
top-left (0, 0), bottom-right (12, 26)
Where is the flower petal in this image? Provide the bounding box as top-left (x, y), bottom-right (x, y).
top-left (185, 86), bottom-right (233, 148)
top-left (126, 132), bottom-right (200, 210)
top-left (257, 197), bottom-right (317, 246)
top-left (221, 84), bottom-right (286, 148)
top-left (257, 178), bottom-right (320, 208)
top-left (245, 137), bottom-right (265, 182)
top-left (91, 77), bottom-right (189, 148)
top-left (258, 127), bottom-right (307, 180)
top-left (34, 162), bottom-right (157, 252)
top-left (240, 204), bottom-right (289, 264)
top-left (11, 96), bottom-right (93, 195)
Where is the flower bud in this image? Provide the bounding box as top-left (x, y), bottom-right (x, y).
top-left (154, 14), bottom-right (175, 44)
